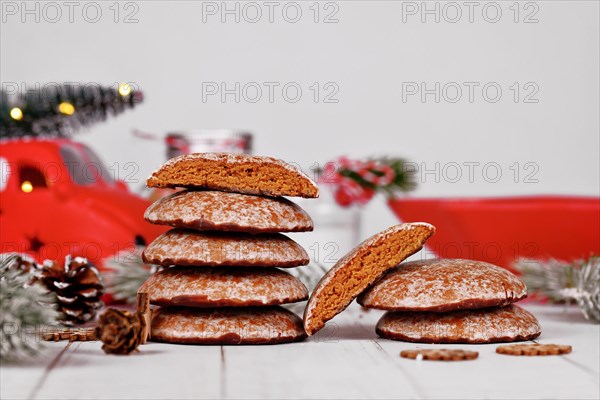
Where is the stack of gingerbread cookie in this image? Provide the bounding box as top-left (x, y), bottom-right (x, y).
top-left (139, 153), bottom-right (318, 345)
top-left (303, 224), bottom-right (541, 344)
top-left (358, 258), bottom-right (541, 344)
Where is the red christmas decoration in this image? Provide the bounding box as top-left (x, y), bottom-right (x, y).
top-left (320, 156), bottom-right (415, 208)
top-left (0, 138), bottom-right (167, 271)
top-left (388, 196), bottom-right (600, 270)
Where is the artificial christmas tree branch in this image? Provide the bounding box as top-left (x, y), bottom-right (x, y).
top-left (515, 255), bottom-right (599, 323)
top-left (104, 246), bottom-right (163, 305)
top-left (0, 83), bottom-right (142, 138)
top-left (0, 254), bottom-right (59, 361)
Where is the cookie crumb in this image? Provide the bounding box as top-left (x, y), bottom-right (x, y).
top-left (400, 348), bottom-right (479, 361)
top-left (496, 343), bottom-right (572, 356)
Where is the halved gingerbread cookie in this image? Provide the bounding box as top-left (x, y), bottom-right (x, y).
top-left (303, 223), bottom-right (436, 335)
top-left (151, 306), bottom-right (307, 345)
top-left (139, 266), bottom-right (308, 307)
top-left (376, 304), bottom-right (541, 344)
top-left (143, 229), bottom-right (309, 268)
top-left (145, 190), bottom-right (313, 233)
top-left (358, 258), bottom-right (527, 312)
top-left (146, 153), bottom-right (318, 198)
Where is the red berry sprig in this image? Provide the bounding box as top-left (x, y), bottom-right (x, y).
top-left (319, 156), bottom-right (416, 207)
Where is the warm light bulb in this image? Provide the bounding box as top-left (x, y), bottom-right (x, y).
top-left (21, 181), bottom-right (33, 193)
top-left (118, 83), bottom-right (131, 97)
top-left (10, 107), bottom-right (23, 120)
top-left (58, 102), bottom-right (75, 115)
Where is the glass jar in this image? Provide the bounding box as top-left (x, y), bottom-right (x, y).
top-left (165, 129), bottom-right (252, 158)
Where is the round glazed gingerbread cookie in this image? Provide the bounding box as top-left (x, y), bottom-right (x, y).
top-left (151, 306), bottom-right (307, 345)
top-left (142, 229), bottom-right (309, 268)
top-left (145, 190), bottom-right (313, 233)
top-left (376, 304), bottom-right (541, 344)
top-left (358, 258), bottom-right (527, 312)
top-left (139, 266), bottom-right (308, 307)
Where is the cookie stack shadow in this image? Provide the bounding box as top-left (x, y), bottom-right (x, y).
top-left (358, 258), bottom-right (541, 344)
top-left (139, 153), bottom-right (319, 345)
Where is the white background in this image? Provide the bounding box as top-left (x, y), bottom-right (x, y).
top-left (2, 0), bottom-right (599, 239)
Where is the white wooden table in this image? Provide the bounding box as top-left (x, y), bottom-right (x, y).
top-left (2, 303), bottom-right (599, 400)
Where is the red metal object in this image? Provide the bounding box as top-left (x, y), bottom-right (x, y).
top-left (0, 138), bottom-right (167, 270)
top-left (388, 196), bottom-right (600, 271)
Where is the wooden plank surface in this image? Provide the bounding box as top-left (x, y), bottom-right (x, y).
top-left (1, 304), bottom-right (598, 400)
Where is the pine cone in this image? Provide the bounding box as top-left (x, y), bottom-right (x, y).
top-left (37, 256), bottom-right (104, 326)
top-left (95, 308), bottom-right (143, 355)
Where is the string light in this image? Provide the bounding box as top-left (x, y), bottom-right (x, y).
top-left (58, 102), bottom-right (75, 115)
top-left (118, 83), bottom-right (131, 97)
top-left (21, 181), bottom-right (33, 193)
top-left (10, 107), bottom-right (23, 120)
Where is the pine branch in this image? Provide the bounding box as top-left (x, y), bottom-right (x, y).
top-left (515, 255), bottom-right (599, 323)
top-left (574, 256), bottom-right (600, 322)
top-left (515, 259), bottom-right (577, 302)
top-left (0, 83), bottom-right (143, 138)
top-left (104, 247), bottom-right (162, 305)
top-left (287, 261), bottom-right (329, 292)
top-left (0, 254), bottom-right (59, 362)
